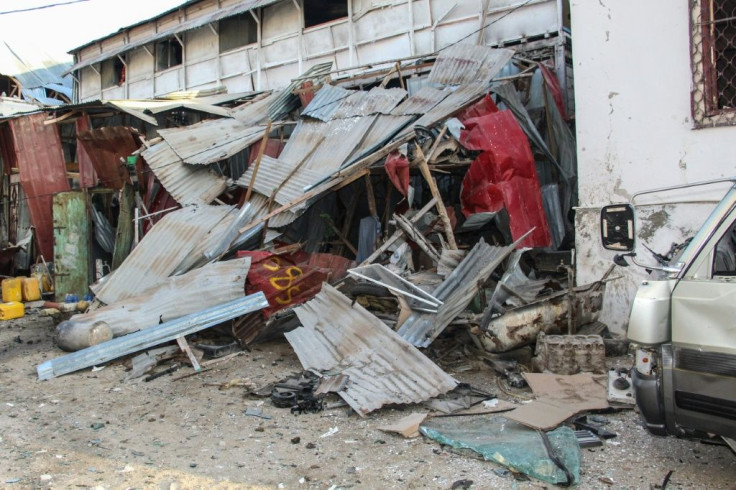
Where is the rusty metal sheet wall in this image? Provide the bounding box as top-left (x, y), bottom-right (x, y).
top-left (75, 116), bottom-right (97, 189)
top-left (77, 126), bottom-right (138, 189)
top-left (287, 283), bottom-right (457, 416)
top-left (52, 191), bottom-right (90, 300)
top-left (9, 112), bottom-right (70, 259)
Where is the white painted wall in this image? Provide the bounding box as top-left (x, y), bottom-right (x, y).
top-left (73, 0), bottom-right (564, 102)
top-left (571, 0), bottom-right (736, 332)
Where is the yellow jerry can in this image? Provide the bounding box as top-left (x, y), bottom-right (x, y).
top-left (0, 301), bottom-right (24, 320)
top-left (1, 277), bottom-right (22, 303)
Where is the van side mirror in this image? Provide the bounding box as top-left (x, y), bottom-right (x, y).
top-left (601, 204), bottom-right (635, 251)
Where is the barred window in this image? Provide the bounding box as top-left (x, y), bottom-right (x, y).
top-left (691, 0), bottom-right (736, 127)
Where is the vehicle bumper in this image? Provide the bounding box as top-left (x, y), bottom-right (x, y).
top-left (632, 367), bottom-right (668, 436)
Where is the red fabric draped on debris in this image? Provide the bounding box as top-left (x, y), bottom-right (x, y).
top-left (459, 105), bottom-right (552, 248)
top-left (237, 250), bottom-right (353, 317)
top-left (385, 150), bottom-right (410, 196)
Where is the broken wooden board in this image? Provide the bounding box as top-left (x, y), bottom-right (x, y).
top-left (379, 412), bottom-right (429, 438)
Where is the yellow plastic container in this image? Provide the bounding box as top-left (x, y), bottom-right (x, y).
top-left (0, 301), bottom-right (24, 320)
top-left (21, 277), bottom-right (41, 302)
top-left (1, 277), bottom-right (22, 303)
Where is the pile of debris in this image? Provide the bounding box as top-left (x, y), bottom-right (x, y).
top-left (6, 44), bottom-right (628, 485)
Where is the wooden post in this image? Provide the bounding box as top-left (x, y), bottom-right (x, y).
top-left (364, 174), bottom-right (378, 217)
top-left (415, 145), bottom-right (457, 250)
top-left (244, 120), bottom-right (273, 203)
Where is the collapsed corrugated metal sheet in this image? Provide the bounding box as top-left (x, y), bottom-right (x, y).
top-left (236, 155), bottom-right (323, 207)
top-left (332, 87), bottom-right (407, 118)
top-left (66, 0), bottom-right (283, 74)
top-left (286, 284), bottom-right (457, 416)
top-left (429, 45), bottom-right (514, 86)
top-left (268, 63), bottom-right (334, 121)
top-left (8, 112), bottom-right (70, 259)
top-left (230, 92), bottom-right (276, 124)
top-left (391, 86), bottom-right (451, 116)
top-left (91, 205), bottom-right (235, 305)
top-left (245, 193), bottom-right (298, 230)
top-left (399, 83), bottom-right (489, 137)
top-left (56, 257), bottom-right (251, 351)
top-left (141, 141), bottom-right (227, 206)
top-left (158, 119), bottom-right (274, 165)
top-left (302, 85), bottom-right (353, 121)
top-left (77, 126), bottom-right (139, 189)
top-left (397, 238), bottom-right (517, 348)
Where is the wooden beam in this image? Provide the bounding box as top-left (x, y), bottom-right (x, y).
top-left (415, 145), bottom-right (457, 250)
top-left (394, 214), bottom-right (441, 264)
top-left (364, 174), bottom-right (378, 217)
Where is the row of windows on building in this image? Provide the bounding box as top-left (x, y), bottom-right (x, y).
top-left (99, 0), bottom-right (349, 88)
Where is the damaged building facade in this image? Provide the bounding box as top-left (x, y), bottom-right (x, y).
top-left (571, 0), bottom-right (736, 331)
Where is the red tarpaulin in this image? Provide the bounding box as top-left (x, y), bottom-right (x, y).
top-left (385, 151), bottom-right (410, 196)
top-left (459, 109), bottom-right (551, 248)
top-left (237, 250), bottom-right (353, 317)
top-left (9, 113), bottom-right (70, 259)
top-left (538, 63), bottom-right (566, 120)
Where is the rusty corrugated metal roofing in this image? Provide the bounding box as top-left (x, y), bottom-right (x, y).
top-left (141, 140), bottom-right (227, 206)
top-left (397, 238), bottom-right (516, 348)
top-left (158, 119), bottom-right (274, 165)
top-left (286, 284), bottom-right (457, 416)
top-left (77, 126), bottom-right (139, 189)
top-left (429, 45), bottom-right (515, 86)
top-left (66, 0), bottom-right (283, 73)
top-left (235, 155), bottom-right (323, 207)
top-left (302, 84), bottom-right (353, 121)
top-left (9, 112), bottom-right (70, 259)
top-left (245, 193), bottom-right (298, 230)
top-left (91, 205), bottom-right (236, 305)
top-left (391, 86), bottom-right (449, 116)
top-left (399, 83), bottom-right (489, 137)
top-left (332, 87), bottom-right (407, 118)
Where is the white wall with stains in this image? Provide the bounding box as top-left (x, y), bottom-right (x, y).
top-left (570, 0), bottom-right (736, 333)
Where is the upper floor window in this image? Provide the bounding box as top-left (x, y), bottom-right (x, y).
top-left (303, 0), bottom-right (347, 28)
top-left (101, 57), bottom-right (125, 88)
top-left (220, 13), bottom-right (258, 52)
top-left (691, 0), bottom-right (736, 127)
top-left (155, 38), bottom-right (182, 72)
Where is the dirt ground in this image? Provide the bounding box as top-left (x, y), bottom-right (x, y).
top-left (0, 310), bottom-right (734, 490)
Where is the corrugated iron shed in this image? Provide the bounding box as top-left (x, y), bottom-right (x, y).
top-left (286, 284), bottom-right (458, 416)
top-left (397, 238), bottom-right (517, 348)
top-left (8, 112), bottom-right (70, 259)
top-left (91, 205), bottom-right (236, 305)
top-left (158, 119), bottom-right (274, 165)
top-left (141, 140), bottom-right (228, 206)
top-left (77, 126), bottom-right (139, 189)
top-left (428, 45), bottom-right (514, 86)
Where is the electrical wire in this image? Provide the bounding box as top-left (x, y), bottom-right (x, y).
top-left (0, 0), bottom-right (91, 16)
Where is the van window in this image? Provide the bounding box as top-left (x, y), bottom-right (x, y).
top-left (714, 220), bottom-right (736, 275)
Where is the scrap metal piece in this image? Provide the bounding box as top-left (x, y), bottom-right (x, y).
top-left (348, 263), bottom-right (443, 311)
top-left (286, 284), bottom-right (457, 416)
top-left (397, 237), bottom-right (522, 348)
top-left (477, 282), bottom-right (606, 353)
top-left (532, 332), bottom-right (607, 375)
top-left (428, 44), bottom-right (514, 86)
top-left (36, 292), bottom-right (268, 380)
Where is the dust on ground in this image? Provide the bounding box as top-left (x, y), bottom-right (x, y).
top-left (0, 311), bottom-right (734, 489)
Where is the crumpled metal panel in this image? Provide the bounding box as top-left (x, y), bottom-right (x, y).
top-left (57, 257), bottom-right (251, 350)
top-left (397, 238), bottom-right (516, 348)
top-left (91, 205), bottom-right (235, 305)
top-left (77, 126), bottom-right (139, 189)
top-left (391, 86), bottom-right (452, 116)
top-left (287, 284), bottom-right (457, 416)
top-left (399, 83), bottom-right (489, 136)
top-left (141, 141), bottom-right (227, 206)
top-left (158, 119), bottom-right (273, 165)
top-left (9, 112), bottom-right (70, 259)
top-left (236, 155), bottom-right (323, 207)
top-left (332, 87), bottom-right (406, 118)
top-left (245, 193), bottom-right (298, 230)
top-left (428, 45), bottom-right (514, 86)
top-left (302, 85), bottom-right (354, 121)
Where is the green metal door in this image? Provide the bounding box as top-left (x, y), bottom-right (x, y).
top-left (53, 191), bottom-right (90, 301)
